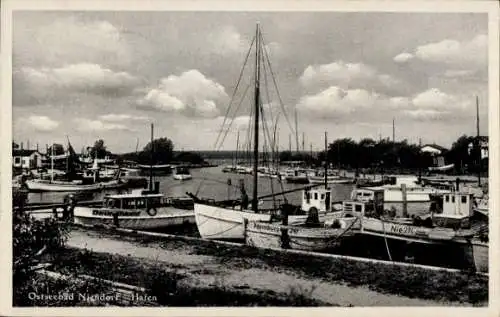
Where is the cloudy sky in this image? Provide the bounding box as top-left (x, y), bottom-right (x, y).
top-left (12, 10), bottom-right (489, 153)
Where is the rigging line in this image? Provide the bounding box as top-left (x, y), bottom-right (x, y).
top-left (260, 45), bottom-right (275, 129)
top-left (212, 35), bottom-right (256, 150)
top-left (215, 81), bottom-right (252, 151)
top-left (259, 32), bottom-right (295, 136)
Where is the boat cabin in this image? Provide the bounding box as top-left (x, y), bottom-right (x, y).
top-left (302, 187), bottom-right (332, 212)
top-left (351, 188), bottom-right (384, 204)
top-left (432, 192), bottom-right (474, 229)
top-left (102, 189), bottom-right (163, 211)
top-left (174, 166), bottom-right (190, 175)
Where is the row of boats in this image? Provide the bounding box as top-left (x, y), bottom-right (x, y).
top-left (66, 175), bottom-right (488, 272)
top-left (222, 165), bottom-right (354, 184)
top-left (13, 163), bottom-right (193, 192)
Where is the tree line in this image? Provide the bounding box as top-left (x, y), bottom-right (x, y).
top-left (278, 134), bottom-right (487, 174)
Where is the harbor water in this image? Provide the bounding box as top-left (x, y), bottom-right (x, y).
top-left (26, 166), bottom-right (433, 216)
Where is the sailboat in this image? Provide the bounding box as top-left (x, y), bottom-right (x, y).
top-left (73, 124), bottom-right (196, 229)
top-left (190, 23), bottom-right (314, 240)
top-left (25, 142), bottom-right (124, 192)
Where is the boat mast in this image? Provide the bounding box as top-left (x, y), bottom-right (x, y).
top-left (476, 96), bottom-right (481, 186)
top-left (51, 143), bottom-right (54, 183)
top-left (324, 132), bottom-right (328, 189)
top-left (235, 129), bottom-right (240, 167)
top-left (150, 123), bottom-right (154, 191)
top-left (252, 22), bottom-right (261, 212)
top-left (295, 107), bottom-right (299, 154)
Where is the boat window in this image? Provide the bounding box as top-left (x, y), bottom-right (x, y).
top-left (314, 193), bottom-right (318, 200)
top-left (461, 196), bottom-right (467, 204)
top-left (355, 204), bottom-right (362, 212)
top-left (445, 195), bottom-right (449, 202)
top-left (136, 199), bottom-right (146, 208)
top-left (451, 196), bottom-right (455, 203)
top-left (321, 194), bottom-right (325, 200)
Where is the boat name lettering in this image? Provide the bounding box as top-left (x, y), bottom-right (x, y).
top-left (92, 209), bottom-right (141, 217)
top-left (251, 222), bottom-right (299, 234)
top-left (389, 223), bottom-right (416, 235)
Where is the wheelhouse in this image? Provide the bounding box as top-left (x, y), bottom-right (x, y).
top-left (103, 192), bottom-right (163, 210)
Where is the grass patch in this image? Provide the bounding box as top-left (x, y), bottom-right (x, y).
top-left (44, 247), bottom-right (328, 306)
top-left (69, 227), bottom-right (488, 305)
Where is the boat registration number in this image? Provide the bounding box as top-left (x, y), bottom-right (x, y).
top-left (388, 223), bottom-right (416, 235)
top-left (92, 209), bottom-right (141, 217)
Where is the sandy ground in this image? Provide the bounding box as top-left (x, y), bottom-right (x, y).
top-left (66, 228), bottom-right (466, 306)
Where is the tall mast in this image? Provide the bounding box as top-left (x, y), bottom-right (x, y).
top-left (150, 123), bottom-right (154, 191)
top-left (51, 143), bottom-right (54, 183)
top-left (392, 117), bottom-right (395, 143)
top-left (302, 132), bottom-right (305, 152)
top-left (252, 22), bottom-right (261, 212)
top-left (235, 130), bottom-right (240, 167)
top-left (295, 107), bottom-right (299, 154)
top-left (324, 132), bottom-right (328, 189)
top-left (476, 96), bottom-right (481, 186)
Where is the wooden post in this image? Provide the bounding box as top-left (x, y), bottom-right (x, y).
top-left (113, 212), bottom-right (119, 227)
top-left (280, 228), bottom-right (290, 249)
top-left (401, 184), bottom-right (408, 218)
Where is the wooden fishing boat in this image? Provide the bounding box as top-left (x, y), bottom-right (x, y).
top-left (173, 166), bottom-right (193, 181)
top-left (344, 190), bottom-right (488, 272)
top-left (25, 178), bottom-right (125, 192)
top-left (245, 217), bottom-right (358, 251)
top-left (73, 188), bottom-right (194, 230)
top-left (308, 175), bottom-right (354, 184)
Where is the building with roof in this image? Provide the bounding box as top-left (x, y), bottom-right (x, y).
top-left (13, 149), bottom-right (44, 170)
top-left (420, 144), bottom-right (448, 167)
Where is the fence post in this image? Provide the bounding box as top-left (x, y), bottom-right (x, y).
top-left (113, 212), bottom-right (119, 227)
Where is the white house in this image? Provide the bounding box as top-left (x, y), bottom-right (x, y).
top-left (13, 150), bottom-right (44, 169)
top-left (420, 144), bottom-right (448, 167)
top-left (468, 136), bottom-right (488, 159)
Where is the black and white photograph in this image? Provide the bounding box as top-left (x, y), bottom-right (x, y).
top-left (1, 0), bottom-right (499, 314)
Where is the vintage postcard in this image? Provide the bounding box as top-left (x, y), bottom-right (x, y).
top-left (1, 0), bottom-right (499, 316)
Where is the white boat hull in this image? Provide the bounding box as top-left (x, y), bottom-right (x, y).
top-left (173, 174), bottom-right (192, 180)
top-left (245, 219), bottom-right (356, 251)
top-left (73, 206), bottom-right (195, 230)
top-left (309, 176), bottom-right (353, 184)
top-left (194, 204), bottom-right (272, 240)
top-left (25, 179), bottom-right (124, 192)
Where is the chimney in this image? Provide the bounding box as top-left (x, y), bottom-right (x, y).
top-left (20, 142), bottom-right (24, 150)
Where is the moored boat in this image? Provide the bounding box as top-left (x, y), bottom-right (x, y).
top-left (344, 189), bottom-right (488, 272)
top-left (173, 166), bottom-right (193, 180)
top-left (73, 187), bottom-right (195, 230)
top-left (25, 178), bottom-right (125, 192)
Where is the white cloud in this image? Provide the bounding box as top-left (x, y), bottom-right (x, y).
top-left (296, 85), bottom-right (473, 122)
top-left (404, 109), bottom-right (447, 121)
top-left (299, 60), bottom-right (400, 91)
top-left (393, 52), bottom-right (414, 63)
top-left (297, 86), bottom-right (396, 117)
top-left (411, 88), bottom-right (469, 110)
top-left (207, 26), bottom-right (247, 55)
top-left (74, 118), bottom-right (131, 132)
top-left (22, 115), bottom-right (59, 132)
top-left (19, 63), bottom-right (140, 96)
top-left (414, 34), bottom-right (487, 67)
top-left (137, 69), bottom-right (227, 117)
top-left (15, 17), bottom-right (130, 67)
top-left (99, 113), bottom-right (150, 122)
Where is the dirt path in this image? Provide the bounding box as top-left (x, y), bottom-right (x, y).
top-left (66, 228), bottom-right (465, 306)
